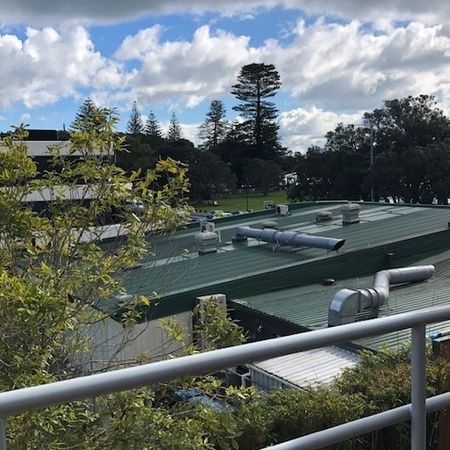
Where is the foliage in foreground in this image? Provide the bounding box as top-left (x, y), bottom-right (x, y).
top-left (0, 115), bottom-right (192, 447)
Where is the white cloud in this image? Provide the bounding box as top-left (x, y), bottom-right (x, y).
top-left (279, 105), bottom-right (363, 153)
top-left (0, 25), bottom-right (125, 108)
top-left (116, 25), bottom-right (256, 109)
top-left (263, 20), bottom-right (450, 110)
top-left (113, 20), bottom-right (450, 113)
top-left (2, 0), bottom-right (450, 27)
top-left (1, 18), bottom-right (450, 150)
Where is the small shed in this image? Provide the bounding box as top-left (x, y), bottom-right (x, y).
top-left (249, 346), bottom-right (358, 390)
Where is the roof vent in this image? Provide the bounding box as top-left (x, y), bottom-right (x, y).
top-left (114, 293), bottom-right (134, 307)
top-left (275, 204), bottom-right (290, 216)
top-left (195, 230), bottom-right (219, 254)
top-left (341, 203), bottom-right (361, 225)
top-left (316, 210), bottom-right (333, 222)
top-left (328, 265), bottom-right (435, 326)
top-left (234, 226), bottom-right (345, 251)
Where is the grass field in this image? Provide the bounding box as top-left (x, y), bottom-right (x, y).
top-left (191, 191), bottom-right (289, 212)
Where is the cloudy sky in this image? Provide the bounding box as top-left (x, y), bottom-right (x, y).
top-left (1, 1), bottom-right (450, 151)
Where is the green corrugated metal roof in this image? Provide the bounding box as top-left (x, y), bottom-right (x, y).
top-left (233, 248), bottom-right (450, 351)
top-left (97, 202), bottom-right (450, 320)
top-left (122, 203), bottom-right (450, 297)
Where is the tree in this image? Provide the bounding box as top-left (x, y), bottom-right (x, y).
top-left (145, 110), bottom-right (162, 137)
top-left (365, 95), bottom-right (450, 203)
top-left (70, 98), bottom-right (114, 132)
top-left (242, 158), bottom-right (283, 195)
top-left (167, 112), bottom-right (183, 141)
top-left (117, 134), bottom-right (158, 173)
top-left (231, 63), bottom-right (282, 159)
top-left (198, 100), bottom-right (228, 149)
top-left (188, 152), bottom-right (236, 201)
top-left (126, 100), bottom-right (144, 135)
top-left (0, 121), bottom-right (190, 447)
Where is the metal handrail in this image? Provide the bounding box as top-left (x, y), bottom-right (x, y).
top-left (2, 304), bottom-right (450, 449)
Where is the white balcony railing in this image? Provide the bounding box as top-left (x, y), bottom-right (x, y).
top-left (1, 305), bottom-right (450, 449)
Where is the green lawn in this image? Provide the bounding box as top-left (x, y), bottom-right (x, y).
top-left (191, 191), bottom-right (289, 212)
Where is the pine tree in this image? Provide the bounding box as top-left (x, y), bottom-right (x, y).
top-left (70, 98), bottom-right (110, 132)
top-left (126, 101), bottom-right (144, 135)
top-left (231, 63), bottom-right (281, 155)
top-left (167, 112), bottom-right (183, 141)
top-left (198, 100), bottom-right (228, 149)
top-left (145, 111), bottom-right (162, 137)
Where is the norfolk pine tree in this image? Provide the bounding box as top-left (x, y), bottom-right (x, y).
top-left (145, 110), bottom-right (163, 137)
top-left (126, 100), bottom-right (144, 135)
top-left (167, 112), bottom-right (183, 141)
top-left (232, 63), bottom-right (282, 159)
top-left (198, 100), bottom-right (228, 149)
top-left (70, 97), bottom-right (113, 132)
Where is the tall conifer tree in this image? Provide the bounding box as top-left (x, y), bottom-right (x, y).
top-left (167, 112), bottom-right (183, 141)
top-left (126, 101), bottom-right (144, 135)
top-left (198, 100), bottom-right (228, 149)
top-left (231, 63), bottom-right (282, 158)
top-left (145, 111), bottom-right (162, 137)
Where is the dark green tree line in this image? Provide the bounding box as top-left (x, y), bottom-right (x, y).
top-left (289, 95), bottom-right (450, 204)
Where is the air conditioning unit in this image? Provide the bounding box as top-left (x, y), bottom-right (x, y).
top-left (275, 204), bottom-right (289, 216)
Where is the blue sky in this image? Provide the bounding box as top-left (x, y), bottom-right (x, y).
top-left (1, 1), bottom-right (450, 151)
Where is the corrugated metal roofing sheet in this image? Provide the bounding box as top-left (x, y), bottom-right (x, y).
top-left (251, 346), bottom-right (359, 388)
top-left (120, 204), bottom-right (450, 300)
top-left (236, 248), bottom-right (450, 351)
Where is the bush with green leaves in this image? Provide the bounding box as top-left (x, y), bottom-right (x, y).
top-left (0, 118), bottom-right (190, 447)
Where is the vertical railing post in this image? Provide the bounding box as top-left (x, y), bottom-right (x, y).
top-left (411, 324), bottom-right (426, 450)
top-left (0, 417), bottom-right (7, 450)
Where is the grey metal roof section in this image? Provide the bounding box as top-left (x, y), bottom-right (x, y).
top-left (250, 346), bottom-right (359, 389)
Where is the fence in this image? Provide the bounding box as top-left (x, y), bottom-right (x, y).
top-left (2, 304), bottom-right (450, 449)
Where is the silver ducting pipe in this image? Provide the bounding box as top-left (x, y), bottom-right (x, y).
top-left (234, 226), bottom-right (345, 251)
top-left (328, 265), bottom-right (435, 327)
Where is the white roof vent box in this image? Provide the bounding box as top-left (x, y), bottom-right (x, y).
top-left (341, 203), bottom-right (361, 225)
top-left (195, 229), bottom-right (219, 254)
top-left (316, 210), bottom-right (333, 222)
top-left (275, 204), bottom-right (290, 216)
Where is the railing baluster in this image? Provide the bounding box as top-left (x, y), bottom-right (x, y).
top-left (0, 417), bottom-right (7, 450)
top-left (411, 324), bottom-right (426, 450)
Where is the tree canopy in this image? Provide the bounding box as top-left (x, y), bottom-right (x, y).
top-left (289, 95), bottom-right (450, 204)
top-left (231, 63), bottom-right (282, 160)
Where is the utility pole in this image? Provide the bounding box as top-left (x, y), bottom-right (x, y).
top-left (370, 120), bottom-right (374, 202)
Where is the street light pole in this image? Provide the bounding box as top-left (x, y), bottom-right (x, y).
top-left (370, 120), bottom-right (374, 202)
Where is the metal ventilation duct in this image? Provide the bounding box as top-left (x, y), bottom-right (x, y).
top-left (234, 226), bottom-right (345, 251)
top-left (328, 265), bottom-right (435, 327)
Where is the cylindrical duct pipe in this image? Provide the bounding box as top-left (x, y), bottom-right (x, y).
top-left (235, 226), bottom-right (345, 251)
top-left (328, 265), bottom-right (435, 326)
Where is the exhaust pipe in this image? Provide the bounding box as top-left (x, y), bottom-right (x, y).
top-left (328, 265), bottom-right (435, 326)
top-left (234, 226), bottom-right (345, 251)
